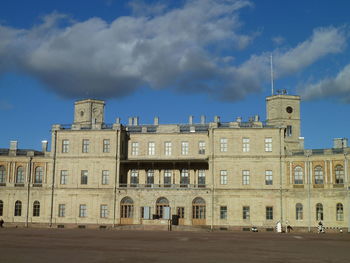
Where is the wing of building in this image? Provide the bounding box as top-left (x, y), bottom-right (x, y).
top-left (0, 94), bottom-right (348, 232)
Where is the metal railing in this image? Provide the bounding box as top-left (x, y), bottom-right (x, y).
top-left (118, 183), bottom-right (207, 189)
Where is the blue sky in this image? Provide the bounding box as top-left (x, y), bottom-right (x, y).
top-left (0, 0), bottom-right (349, 150)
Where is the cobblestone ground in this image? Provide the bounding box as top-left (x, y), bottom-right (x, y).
top-left (0, 228), bottom-right (349, 263)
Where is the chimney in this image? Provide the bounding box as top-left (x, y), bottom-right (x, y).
top-left (133, 117), bottom-right (139, 126)
top-left (10, 140), bottom-right (17, 151)
top-left (128, 117), bottom-right (133, 126)
top-left (299, 137), bottom-right (304, 150)
top-left (254, 115), bottom-right (260, 122)
top-left (214, 116), bottom-right (220, 123)
top-left (115, 117), bottom-right (121, 124)
top-left (41, 140), bottom-right (48, 152)
top-left (189, 115), bottom-right (194, 125)
top-left (154, 117), bottom-right (159, 125)
top-left (200, 115), bottom-right (206, 124)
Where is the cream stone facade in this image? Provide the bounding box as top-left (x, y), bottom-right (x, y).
top-left (0, 94), bottom-right (349, 232)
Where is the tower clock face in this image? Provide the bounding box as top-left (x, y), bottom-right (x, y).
top-left (286, 106), bottom-right (293, 114)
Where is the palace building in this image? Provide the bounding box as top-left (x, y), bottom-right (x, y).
top-left (0, 94), bottom-right (348, 231)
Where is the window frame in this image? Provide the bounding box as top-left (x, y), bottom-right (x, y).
top-left (82, 139), bottom-right (89, 153)
top-left (265, 170), bottom-right (273, 185)
top-left (242, 137), bottom-right (250, 152)
top-left (242, 170), bottom-right (250, 185)
top-left (220, 170), bottom-right (227, 185)
top-left (79, 204), bottom-right (87, 218)
top-left (103, 139), bottom-right (110, 153)
top-left (265, 137), bottom-right (272, 152)
top-left (220, 138), bottom-right (228, 152)
top-left (220, 206), bottom-right (227, 220)
top-left (80, 170), bottom-right (88, 185)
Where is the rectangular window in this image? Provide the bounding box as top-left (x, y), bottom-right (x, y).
top-left (100, 205), bottom-right (108, 218)
top-left (82, 139), bottom-right (89, 153)
top-left (103, 139), bottom-right (110, 153)
top-left (181, 141), bottom-right (189, 155)
top-left (177, 207), bottom-right (185, 219)
top-left (243, 206), bottom-right (250, 220)
top-left (220, 206), bottom-right (227, 219)
top-left (266, 206), bottom-right (273, 220)
top-left (79, 204), bottom-right (87, 217)
top-left (148, 142), bottom-right (155, 155)
top-left (242, 138), bottom-right (250, 152)
top-left (60, 170), bottom-right (68, 185)
top-left (286, 125), bottom-right (292, 137)
top-left (130, 169), bottom-right (139, 186)
top-left (146, 170), bottom-right (154, 186)
top-left (131, 142), bottom-right (139, 156)
top-left (81, 170), bottom-right (88, 185)
top-left (198, 141), bottom-right (206, 154)
top-left (58, 204), bottom-right (65, 217)
top-left (180, 169), bottom-right (189, 187)
top-left (265, 138), bottom-right (272, 152)
top-left (220, 138), bottom-right (228, 152)
top-left (102, 170), bottom-right (109, 185)
top-left (220, 170), bottom-right (227, 185)
top-left (198, 170), bottom-right (206, 187)
top-left (165, 142), bottom-right (172, 156)
top-left (164, 170), bottom-right (172, 186)
top-left (242, 170), bottom-right (250, 185)
top-left (62, 140), bottom-right (69, 153)
top-left (265, 170), bottom-right (273, 185)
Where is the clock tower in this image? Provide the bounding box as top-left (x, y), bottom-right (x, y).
top-left (74, 99), bottom-right (105, 126)
top-left (266, 94), bottom-right (302, 150)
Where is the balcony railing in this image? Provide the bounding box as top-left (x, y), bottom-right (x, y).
top-left (119, 183), bottom-right (207, 189)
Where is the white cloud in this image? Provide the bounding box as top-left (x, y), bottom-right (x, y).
top-left (300, 64), bottom-right (350, 102)
top-left (0, 1), bottom-right (347, 102)
top-left (274, 27), bottom-right (346, 77)
top-left (272, 36), bottom-right (285, 45)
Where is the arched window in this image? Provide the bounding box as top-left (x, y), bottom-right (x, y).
top-left (0, 200), bottom-right (3, 216)
top-left (34, 167), bottom-right (43, 184)
top-left (120, 197), bottom-right (134, 218)
top-left (336, 203), bottom-right (343, 221)
top-left (16, 167), bottom-right (24, 184)
top-left (0, 166), bottom-right (6, 183)
top-left (296, 203), bottom-right (303, 220)
top-left (335, 165), bottom-right (344, 184)
top-left (14, 201), bottom-right (22, 216)
top-left (316, 203), bottom-right (323, 221)
top-left (156, 197), bottom-right (169, 219)
top-left (33, 201), bottom-right (40, 217)
top-left (192, 197), bottom-right (206, 219)
top-left (294, 166), bottom-right (303, 184)
top-left (314, 166), bottom-right (324, 184)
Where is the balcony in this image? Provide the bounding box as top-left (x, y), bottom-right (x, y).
top-left (118, 184), bottom-right (207, 189)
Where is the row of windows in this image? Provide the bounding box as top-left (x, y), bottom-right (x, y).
top-left (0, 166), bottom-right (44, 184)
top-left (129, 169), bottom-right (206, 186)
top-left (131, 141), bottom-right (206, 156)
top-left (219, 170), bottom-right (274, 185)
top-left (220, 137), bottom-right (273, 152)
top-left (0, 200), bottom-right (344, 222)
top-left (1, 200), bottom-right (41, 217)
top-left (293, 165), bottom-right (344, 185)
top-left (295, 203), bottom-right (344, 221)
top-left (59, 170), bottom-right (110, 185)
top-left (62, 139), bottom-right (111, 153)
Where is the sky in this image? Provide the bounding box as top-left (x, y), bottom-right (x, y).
top-left (0, 0), bottom-right (349, 151)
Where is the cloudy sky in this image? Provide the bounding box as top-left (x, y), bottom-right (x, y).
top-left (0, 0), bottom-right (349, 150)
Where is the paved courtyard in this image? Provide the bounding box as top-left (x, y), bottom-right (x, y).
top-left (0, 228), bottom-right (349, 263)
